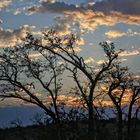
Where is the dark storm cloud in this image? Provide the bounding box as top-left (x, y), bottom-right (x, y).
top-left (91, 0), bottom-right (140, 15)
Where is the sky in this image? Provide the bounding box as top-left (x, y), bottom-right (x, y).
top-left (0, 0), bottom-right (140, 100)
top-left (0, 0), bottom-right (140, 68)
top-left (0, 0), bottom-right (140, 126)
top-left (0, 1), bottom-right (139, 80)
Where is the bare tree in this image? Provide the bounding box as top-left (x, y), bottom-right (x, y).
top-left (102, 62), bottom-right (129, 140)
top-left (0, 40), bottom-right (65, 123)
top-left (102, 61), bottom-right (140, 140)
top-left (127, 77), bottom-right (140, 139)
top-left (0, 30), bottom-right (139, 140)
top-left (22, 30), bottom-right (122, 135)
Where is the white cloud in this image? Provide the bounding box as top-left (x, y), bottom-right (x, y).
top-left (13, 8), bottom-right (22, 15)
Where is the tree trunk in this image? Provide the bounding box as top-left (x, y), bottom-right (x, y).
top-left (127, 104), bottom-right (132, 139)
top-left (54, 101), bottom-right (60, 123)
top-left (88, 103), bottom-right (95, 139)
top-left (118, 111), bottom-right (123, 140)
top-left (127, 100), bottom-right (135, 140)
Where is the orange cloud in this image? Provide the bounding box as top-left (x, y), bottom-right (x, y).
top-left (0, 0), bottom-right (12, 11)
top-left (0, 25), bottom-right (42, 48)
top-left (105, 30), bottom-right (125, 38)
top-left (0, 90), bottom-right (136, 108)
top-left (29, 53), bottom-right (43, 58)
top-left (64, 11), bottom-right (140, 32)
top-left (97, 60), bottom-right (105, 65)
top-left (25, 0), bottom-right (140, 35)
top-left (84, 57), bottom-right (95, 64)
top-left (76, 37), bottom-right (85, 45)
top-left (119, 50), bottom-right (139, 57)
top-left (105, 29), bottom-right (140, 38)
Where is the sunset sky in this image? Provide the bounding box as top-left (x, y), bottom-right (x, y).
top-left (0, 0), bottom-right (140, 127)
top-left (0, 0), bottom-right (140, 104)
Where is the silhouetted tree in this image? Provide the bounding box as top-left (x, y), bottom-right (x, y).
top-left (0, 39), bottom-right (65, 123)
top-left (21, 30), bottom-right (122, 136)
top-left (127, 77), bottom-right (140, 139)
top-left (102, 62), bottom-right (129, 140)
top-left (102, 61), bottom-right (140, 140)
top-left (0, 30), bottom-right (139, 140)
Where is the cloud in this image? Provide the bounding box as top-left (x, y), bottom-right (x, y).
top-left (92, 0), bottom-right (140, 15)
top-left (119, 58), bottom-right (127, 62)
top-left (13, 8), bottom-right (22, 15)
top-left (52, 16), bottom-right (72, 36)
top-left (27, 0), bottom-right (140, 16)
top-left (105, 29), bottom-right (140, 38)
top-left (119, 50), bottom-right (140, 57)
top-left (131, 75), bottom-right (140, 79)
top-left (29, 52), bottom-right (43, 58)
top-left (105, 30), bottom-right (126, 38)
top-left (64, 11), bottom-right (140, 32)
top-left (84, 57), bottom-right (95, 64)
top-left (76, 37), bottom-right (85, 45)
top-left (39, 15), bottom-right (73, 37)
top-left (97, 60), bottom-right (105, 65)
top-left (26, 0), bottom-right (140, 34)
top-left (127, 29), bottom-right (140, 36)
top-left (0, 0), bottom-right (12, 11)
top-left (42, 10), bottom-right (140, 35)
top-left (0, 25), bottom-right (36, 47)
top-left (96, 56), bottom-right (129, 65)
top-left (27, 1), bottom-right (83, 15)
top-left (27, 5), bottom-right (40, 15)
